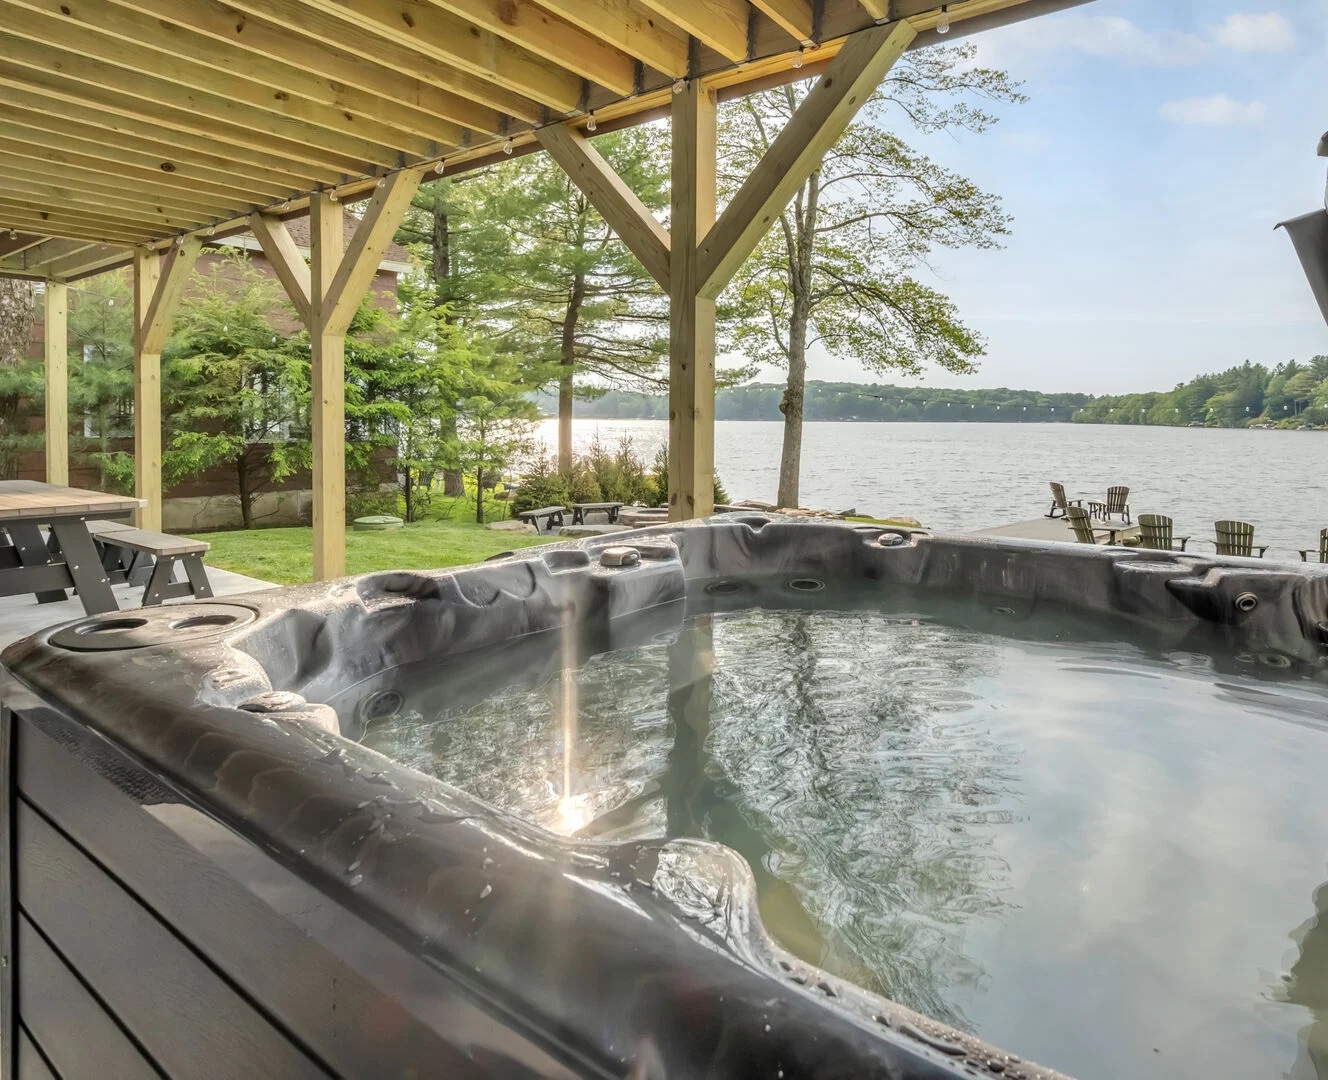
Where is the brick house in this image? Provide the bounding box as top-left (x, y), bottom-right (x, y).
top-left (18, 219), bottom-right (410, 530)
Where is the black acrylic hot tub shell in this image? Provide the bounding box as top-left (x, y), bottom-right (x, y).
top-left (3, 517), bottom-right (1326, 1080)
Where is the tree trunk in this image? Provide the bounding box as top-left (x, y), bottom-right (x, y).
top-left (431, 197), bottom-right (466, 496)
top-left (776, 172), bottom-right (820, 509)
top-left (402, 466), bottom-right (414, 523)
top-left (475, 466), bottom-right (485, 524)
top-left (236, 450), bottom-right (254, 530)
top-left (777, 311), bottom-right (809, 508)
top-left (557, 271), bottom-right (586, 475)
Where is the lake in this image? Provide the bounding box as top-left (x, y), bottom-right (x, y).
top-left (538, 419), bottom-right (1328, 561)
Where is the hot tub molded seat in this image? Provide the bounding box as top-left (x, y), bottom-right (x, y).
top-left (3, 516), bottom-right (1326, 1080)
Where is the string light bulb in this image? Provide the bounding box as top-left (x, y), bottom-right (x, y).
top-left (328, 189), bottom-right (339, 202)
top-left (793, 47), bottom-right (804, 69)
top-left (586, 111), bottom-right (597, 132)
top-left (936, 4), bottom-right (950, 33)
top-left (673, 77), bottom-right (686, 94)
top-left (502, 137), bottom-right (514, 155)
top-left (435, 158), bottom-right (446, 175)
top-left (6, 228), bottom-right (16, 240)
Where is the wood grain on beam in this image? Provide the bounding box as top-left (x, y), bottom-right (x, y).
top-left (43, 279), bottom-right (68, 484)
top-left (697, 20), bottom-right (916, 298)
top-left (0, 129), bottom-right (267, 206)
top-left (0, 17), bottom-right (438, 161)
top-left (249, 214), bottom-right (312, 325)
top-left (106, 0), bottom-right (501, 134)
top-left (751, 0), bottom-right (815, 42)
top-left (31, 244), bottom-right (130, 280)
top-left (222, 0), bottom-right (544, 122)
top-left (857, 0), bottom-right (890, 18)
top-left (0, 173), bottom-right (228, 227)
top-left (295, 0), bottom-right (583, 112)
top-left (668, 81), bottom-right (718, 521)
top-left (8, 0), bottom-right (470, 148)
top-left (430, 0), bottom-right (637, 95)
top-left (141, 235), bottom-right (202, 354)
top-left (0, 203), bottom-right (170, 244)
top-left (536, 124), bottom-right (671, 291)
top-left (636, 0), bottom-right (751, 63)
top-left (0, 53), bottom-right (382, 177)
top-left (309, 192), bottom-right (345, 581)
top-left (0, 83), bottom-right (331, 190)
top-left (529, 0), bottom-right (691, 77)
top-left (322, 169), bottom-right (425, 337)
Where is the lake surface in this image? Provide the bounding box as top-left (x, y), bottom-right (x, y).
top-left (362, 596), bottom-right (1328, 1080)
top-left (537, 419), bottom-right (1328, 561)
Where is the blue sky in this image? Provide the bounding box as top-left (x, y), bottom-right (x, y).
top-left (789, 0), bottom-right (1328, 394)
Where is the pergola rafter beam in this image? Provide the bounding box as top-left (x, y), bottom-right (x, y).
top-left (0, 174), bottom-right (233, 228)
top-left (752, 0), bottom-right (816, 42)
top-left (535, 124), bottom-right (672, 291)
top-left (221, 0), bottom-right (545, 122)
top-left (0, 22), bottom-right (438, 164)
top-left (0, 86), bottom-right (329, 190)
top-left (293, 0), bottom-right (584, 112)
top-left (0, 56), bottom-right (382, 177)
top-left (696, 19), bottom-right (916, 299)
top-left (430, 0), bottom-right (638, 95)
top-left (7, 0), bottom-right (473, 148)
top-left (528, 0), bottom-right (691, 78)
top-left (636, 0), bottom-right (752, 63)
top-left (104, 0), bottom-right (504, 135)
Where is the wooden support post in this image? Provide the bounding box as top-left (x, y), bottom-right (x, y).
top-left (293, 169), bottom-right (423, 580)
top-left (669, 82), bottom-right (718, 521)
top-left (132, 238), bottom-right (201, 530)
top-left (308, 192), bottom-right (345, 582)
top-left (535, 22), bottom-right (913, 520)
top-left (42, 280), bottom-right (67, 486)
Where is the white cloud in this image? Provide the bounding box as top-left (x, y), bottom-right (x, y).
top-left (980, 13), bottom-right (1209, 67)
top-left (1210, 12), bottom-right (1295, 52)
top-left (1159, 93), bottom-right (1267, 127)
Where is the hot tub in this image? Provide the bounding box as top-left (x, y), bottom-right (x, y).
top-left (2, 516), bottom-right (1326, 1080)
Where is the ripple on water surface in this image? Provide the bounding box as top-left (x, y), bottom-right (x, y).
top-left (359, 604), bottom-right (1328, 1080)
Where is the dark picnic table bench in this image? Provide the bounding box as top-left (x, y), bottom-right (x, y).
top-left (570, 501), bottom-right (624, 525)
top-left (517, 506), bottom-right (568, 534)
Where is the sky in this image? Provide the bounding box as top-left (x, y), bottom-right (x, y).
top-left (777, 0), bottom-right (1328, 394)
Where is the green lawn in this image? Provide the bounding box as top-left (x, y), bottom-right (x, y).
top-left (189, 520), bottom-right (554, 586)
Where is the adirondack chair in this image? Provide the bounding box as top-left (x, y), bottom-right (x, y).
top-left (1211, 520), bottom-right (1268, 558)
top-left (1299, 528), bottom-right (1328, 563)
top-left (1045, 481), bottom-right (1083, 519)
top-left (1064, 505), bottom-right (1100, 544)
top-left (1089, 486), bottom-right (1131, 523)
top-left (1137, 514), bottom-right (1189, 552)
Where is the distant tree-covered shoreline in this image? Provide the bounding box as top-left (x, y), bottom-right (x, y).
top-left (540, 359), bottom-right (1328, 429)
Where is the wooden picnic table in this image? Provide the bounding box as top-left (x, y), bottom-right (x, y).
top-left (0, 481), bottom-right (143, 615)
top-left (571, 501), bottom-right (624, 525)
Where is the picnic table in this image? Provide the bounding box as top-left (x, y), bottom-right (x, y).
top-left (571, 501), bottom-right (624, 525)
top-left (0, 480), bottom-right (143, 615)
top-left (517, 505), bottom-right (567, 534)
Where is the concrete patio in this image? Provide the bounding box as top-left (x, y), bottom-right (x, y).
top-left (0, 566), bottom-right (277, 651)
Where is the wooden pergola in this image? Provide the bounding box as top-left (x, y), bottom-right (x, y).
top-left (0, 0), bottom-right (1087, 580)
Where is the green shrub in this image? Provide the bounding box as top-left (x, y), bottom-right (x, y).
top-left (511, 457), bottom-right (572, 515)
top-left (516, 439), bottom-right (729, 512)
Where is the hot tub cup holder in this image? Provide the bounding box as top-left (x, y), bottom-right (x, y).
top-left (47, 603), bottom-right (259, 652)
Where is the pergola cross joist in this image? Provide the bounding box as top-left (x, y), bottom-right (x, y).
top-left (0, 0), bottom-right (1089, 579)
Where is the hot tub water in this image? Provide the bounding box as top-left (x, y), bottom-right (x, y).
top-left (353, 594), bottom-right (1328, 1080)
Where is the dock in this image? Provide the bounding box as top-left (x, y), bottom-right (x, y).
top-left (972, 517), bottom-right (1140, 545)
